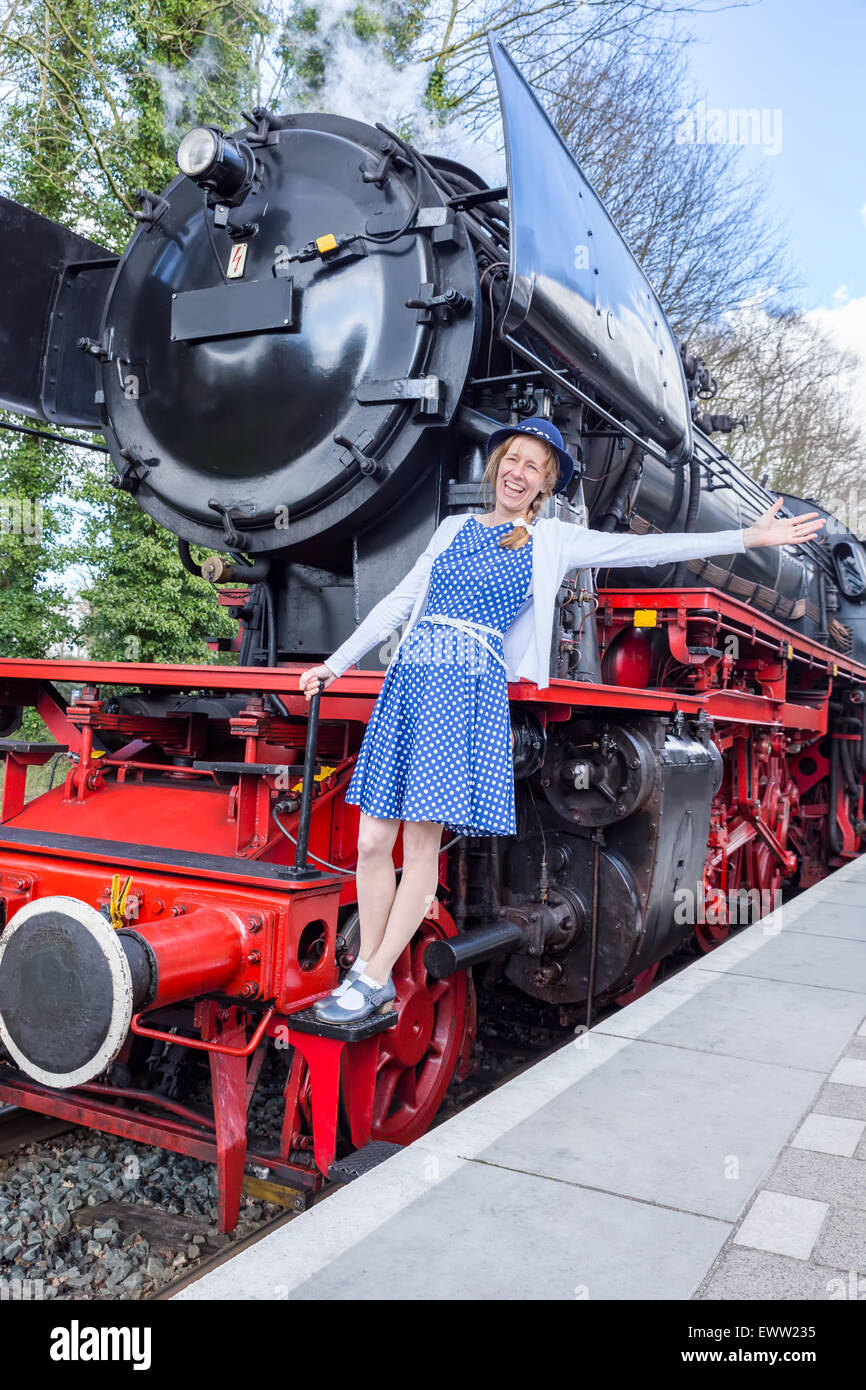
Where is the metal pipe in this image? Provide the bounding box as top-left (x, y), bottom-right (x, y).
top-left (585, 829), bottom-right (603, 1031)
top-left (423, 920), bottom-right (527, 979)
top-left (673, 454), bottom-right (702, 584)
top-left (828, 739), bottom-right (844, 855)
top-left (289, 688), bottom-right (320, 874)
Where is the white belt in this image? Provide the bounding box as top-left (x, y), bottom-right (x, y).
top-left (396, 613), bottom-right (507, 670)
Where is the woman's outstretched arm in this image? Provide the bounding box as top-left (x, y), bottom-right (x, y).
top-left (324, 521), bottom-right (450, 678)
top-left (558, 497), bottom-right (824, 571)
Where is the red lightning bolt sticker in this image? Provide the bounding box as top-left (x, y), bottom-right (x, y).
top-left (227, 243), bottom-right (248, 279)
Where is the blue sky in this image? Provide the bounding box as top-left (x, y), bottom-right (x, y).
top-left (682, 0), bottom-right (865, 311)
top-left (678, 0), bottom-right (866, 421)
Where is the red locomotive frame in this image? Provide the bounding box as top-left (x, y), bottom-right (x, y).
top-left (0, 581), bottom-right (862, 1230)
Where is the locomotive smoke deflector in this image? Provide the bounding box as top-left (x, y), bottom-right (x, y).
top-left (488, 38), bottom-right (693, 464)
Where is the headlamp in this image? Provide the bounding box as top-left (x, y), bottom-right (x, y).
top-left (176, 126), bottom-right (255, 207)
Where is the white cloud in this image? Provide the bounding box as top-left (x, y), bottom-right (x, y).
top-left (809, 293), bottom-right (866, 428)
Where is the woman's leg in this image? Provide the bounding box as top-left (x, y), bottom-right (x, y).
top-left (365, 818), bottom-right (445, 985)
top-left (355, 811), bottom-right (402, 962)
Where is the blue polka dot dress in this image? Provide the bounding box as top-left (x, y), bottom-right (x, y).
top-left (344, 517), bottom-right (533, 835)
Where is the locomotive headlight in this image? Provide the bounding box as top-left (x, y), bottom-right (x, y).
top-left (176, 125), bottom-right (256, 207)
top-left (177, 126), bottom-right (218, 177)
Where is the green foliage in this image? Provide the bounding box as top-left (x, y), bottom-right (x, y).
top-left (1, 0), bottom-right (266, 663)
top-left (74, 468), bottom-right (236, 663)
top-left (0, 422), bottom-right (78, 658)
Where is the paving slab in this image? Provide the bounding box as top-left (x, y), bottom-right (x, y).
top-left (732, 1190), bottom-right (828, 1259)
top-left (784, 904), bottom-right (866, 942)
top-left (285, 1161), bottom-right (731, 1302)
top-left (476, 1042), bottom-right (822, 1220)
top-left (791, 1113), bottom-right (865, 1157)
top-left (596, 971), bottom-right (866, 1072)
top-left (697, 930), bottom-right (866, 994)
top-left (830, 1058), bottom-right (866, 1087)
top-left (798, 879), bottom-right (866, 909)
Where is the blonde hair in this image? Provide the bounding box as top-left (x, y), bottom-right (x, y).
top-left (480, 435), bottom-right (560, 549)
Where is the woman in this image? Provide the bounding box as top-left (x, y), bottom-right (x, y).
top-left (298, 418), bottom-right (825, 1022)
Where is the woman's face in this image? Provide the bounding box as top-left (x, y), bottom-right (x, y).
top-left (496, 436), bottom-right (552, 516)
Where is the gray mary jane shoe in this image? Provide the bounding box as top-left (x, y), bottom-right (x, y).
top-left (314, 973), bottom-right (396, 1025)
top-left (312, 961), bottom-right (364, 1017)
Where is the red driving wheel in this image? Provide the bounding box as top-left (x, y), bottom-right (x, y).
top-left (367, 905), bottom-right (469, 1145)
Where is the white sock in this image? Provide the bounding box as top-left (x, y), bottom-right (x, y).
top-left (334, 971), bottom-right (383, 1011)
top-left (333, 956), bottom-right (367, 995)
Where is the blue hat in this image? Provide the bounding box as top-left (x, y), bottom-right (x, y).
top-left (485, 417), bottom-right (576, 494)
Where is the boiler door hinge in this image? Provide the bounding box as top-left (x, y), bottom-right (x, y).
top-left (356, 376), bottom-right (445, 420)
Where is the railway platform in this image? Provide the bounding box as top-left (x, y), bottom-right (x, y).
top-left (176, 856), bottom-right (866, 1301)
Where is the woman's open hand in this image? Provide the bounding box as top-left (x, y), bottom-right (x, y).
top-left (743, 497), bottom-right (825, 550)
top-left (298, 663), bottom-right (337, 702)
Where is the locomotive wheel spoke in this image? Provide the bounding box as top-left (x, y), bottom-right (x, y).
top-left (396, 1065), bottom-right (419, 1110)
top-left (372, 1062), bottom-right (402, 1121)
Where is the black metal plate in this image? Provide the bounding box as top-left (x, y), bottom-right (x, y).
top-left (285, 1006), bottom-right (398, 1041)
top-left (0, 910), bottom-right (113, 1072)
top-left (170, 277), bottom-right (295, 343)
top-left (0, 195), bottom-right (115, 425)
top-left (328, 1140), bottom-right (403, 1182)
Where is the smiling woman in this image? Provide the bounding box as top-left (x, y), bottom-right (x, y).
top-left (298, 416), bottom-right (824, 1024)
top-left (477, 423), bottom-right (563, 549)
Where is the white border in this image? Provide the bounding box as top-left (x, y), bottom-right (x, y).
top-left (0, 895), bottom-right (134, 1088)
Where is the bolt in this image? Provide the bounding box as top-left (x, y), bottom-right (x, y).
top-left (247, 949), bottom-right (261, 964)
top-left (248, 915), bottom-right (263, 933)
top-left (16, 879), bottom-right (27, 892)
top-left (242, 982), bottom-right (258, 997)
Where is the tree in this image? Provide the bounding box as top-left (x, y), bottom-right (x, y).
top-left (693, 303), bottom-right (866, 512)
top-left (0, 425), bottom-right (78, 658)
top-left (542, 38), bottom-right (789, 339)
top-left (0, 0), bottom-right (263, 661)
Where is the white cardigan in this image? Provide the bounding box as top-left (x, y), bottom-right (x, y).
top-left (324, 514), bottom-right (747, 691)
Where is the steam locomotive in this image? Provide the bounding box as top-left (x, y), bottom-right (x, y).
top-left (0, 38), bottom-right (863, 1231)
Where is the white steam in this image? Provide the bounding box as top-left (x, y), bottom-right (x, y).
top-left (147, 36), bottom-right (226, 139)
